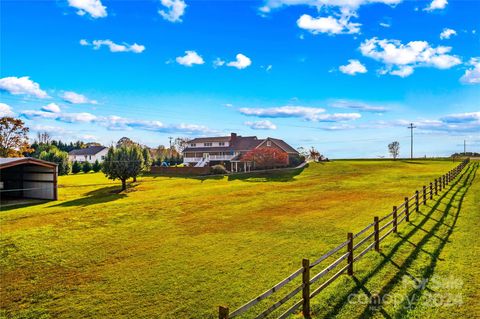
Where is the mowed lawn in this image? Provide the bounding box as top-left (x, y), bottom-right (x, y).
top-left (1, 160), bottom-right (479, 318)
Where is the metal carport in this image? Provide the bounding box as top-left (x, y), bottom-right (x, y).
top-left (0, 158), bottom-right (58, 205)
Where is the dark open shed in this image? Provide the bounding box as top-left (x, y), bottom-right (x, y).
top-left (0, 158), bottom-right (58, 205)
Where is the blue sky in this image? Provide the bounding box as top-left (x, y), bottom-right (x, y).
top-left (1, 0), bottom-right (479, 158)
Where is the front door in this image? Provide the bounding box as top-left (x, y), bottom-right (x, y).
top-left (203, 153), bottom-right (210, 160)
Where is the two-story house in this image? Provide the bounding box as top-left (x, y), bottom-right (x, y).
top-left (182, 133), bottom-right (299, 172)
top-left (68, 146), bottom-right (109, 163)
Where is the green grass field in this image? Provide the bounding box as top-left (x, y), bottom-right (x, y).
top-left (1, 160), bottom-right (479, 318)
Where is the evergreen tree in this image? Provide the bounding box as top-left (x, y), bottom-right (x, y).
top-left (72, 161), bottom-right (82, 174)
top-left (92, 159), bottom-right (102, 172)
top-left (82, 161), bottom-right (92, 173)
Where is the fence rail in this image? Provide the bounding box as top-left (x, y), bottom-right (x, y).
top-left (219, 158), bottom-right (470, 319)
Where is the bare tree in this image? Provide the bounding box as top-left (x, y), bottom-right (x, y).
top-left (388, 141), bottom-right (400, 160)
top-left (309, 147), bottom-right (321, 162)
top-left (37, 131), bottom-right (51, 144)
top-left (174, 137), bottom-right (189, 153)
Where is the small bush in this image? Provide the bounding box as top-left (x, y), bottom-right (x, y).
top-left (211, 164), bottom-right (228, 175)
top-left (72, 161), bottom-right (82, 174)
top-left (82, 161), bottom-right (92, 173)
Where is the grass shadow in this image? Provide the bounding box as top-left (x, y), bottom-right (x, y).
top-left (227, 166), bottom-right (306, 183)
top-left (50, 185), bottom-right (129, 208)
top-left (0, 199), bottom-right (49, 212)
top-left (315, 164), bottom-right (476, 319)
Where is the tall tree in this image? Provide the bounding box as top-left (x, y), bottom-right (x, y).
top-left (116, 137), bottom-right (136, 148)
top-left (37, 131), bottom-right (51, 144)
top-left (38, 146), bottom-right (71, 175)
top-left (102, 145), bottom-right (144, 191)
top-left (174, 137), bottom-right (189, 153)
top-left (388, 141), bottom-right (400, 160)
top-left (0, 117), bottom-right (32, 157)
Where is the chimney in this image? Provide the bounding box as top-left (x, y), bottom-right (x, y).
top-left (230, 133), bottom-right (237, 141)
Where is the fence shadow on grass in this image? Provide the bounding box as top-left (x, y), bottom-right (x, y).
top-left (50, 185), bottom-right (129, 207)
top-left (316, 163), bottom-right (477, 319)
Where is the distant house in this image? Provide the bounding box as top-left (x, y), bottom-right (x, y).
top-left (182, 133), bottom-right (299, 172)
top-left (68, 146), bottom-right (108, 163)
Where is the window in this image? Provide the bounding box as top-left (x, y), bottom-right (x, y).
top-left (219, 142), bottom-right (225, 146)
top-left (204, 142), bottom-right (212, 147)
top-left (267, 141), bottom-right (271, 147)
top-left (89, 155), bottom-right (92, 160)
top-left (101, 156), bottom-right (105, 160)
top-left (190, 143), bottom-right (196, 147)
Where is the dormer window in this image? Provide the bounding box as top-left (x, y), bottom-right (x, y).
top-left (204, 142), bottom-right (212, 147)
top-left (190, 143), bottom-right (196, 147)
top-left (267, 141), bottom-right (271, 147)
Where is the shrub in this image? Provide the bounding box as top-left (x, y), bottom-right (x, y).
top-left (211, 164), bottom-right (228, 175)
top-left (92, 160), bottom-right (102, 172)
top-left (82, 161), bottom-right (92, 173)
top-left (72, 161), bottom-right (82, 174)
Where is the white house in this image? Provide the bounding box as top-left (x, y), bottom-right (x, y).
top-left (68, 146), bottom-right (108, 163)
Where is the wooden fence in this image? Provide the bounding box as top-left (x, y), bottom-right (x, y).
top-left (218, 158), bottom-right (470, 319)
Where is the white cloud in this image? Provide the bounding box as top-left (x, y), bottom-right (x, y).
top-left (213, 58), bottom-right (225, 68)
top-left (360, 37), bottom-right (461, 77)
top-left (330, 100), bottom-right (388, 112)
top-left (81, 39), bottom-right (145, 53)
top-left (339, 59), bottom-right (367, 75)
top-left (158, 0), bottom-right (187, 23)
top-left (393, 112), bottom-right (479, 134)
top-left (260, 0), bottom-right (402, 13)
top-left (62, 91), bottom-right (98, 104)
top-left (297, 9), bottom-right (360, 35)
top-left (0, 76), bottom-right (49, 98)
top-left (440, 28), bottom-right (456, 40)
top-left (22, 110), bottom-right (97, 123)
top-left (379, 22), bottom-right (390, 28)
top-left (227, 54), bottom-right (252, 69)
top-left (0, 103), bottom-right (14, 117)
top-left (460, 58), bottom-right (480, 85)
top-left (239, 105), bottom-right (360, 122)
top-left (424, 0), bottom-right (447, 11)
top-left (41, 103), bottom-right (61, 113)
top-left (245, 120), bottom-right (277, 130)
top-left (68, 0), bottom-right (107, 18)
top-left (20, 108), bottom-right (213, 135)
top-left (176, 51), bottom-right (205, 67)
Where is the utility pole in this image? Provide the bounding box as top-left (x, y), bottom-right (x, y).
top-left (407, 123), bottom-right (416, 159)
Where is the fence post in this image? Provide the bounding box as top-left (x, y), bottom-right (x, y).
top-left (439, 177), bottom-right (442, 192)
top-left (435, 179), bottom-right (438, 195)
top-left (374, 216), bottom-right (380, 252)
top-left (302, 258), bottom-right (311, 319)
top-left (423, 186), bottom-right (427, 204)
top-left (443, 175), bottom-right (446, 189)
top-left (404, 197), bottom-right (409, 222)
top-left (219, 306), bottom-right (229, 319)
top-left (393, 206), bottom-right (398, 233)
top-left (429, 182), bottom-right (433, 200)
top-left (415, 190), bottom-right (419, 213)
top-left (347, 233), bottom-right (353, 276)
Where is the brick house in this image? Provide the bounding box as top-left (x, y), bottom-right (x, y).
top-left (182, 133), bottom-right (299, 172)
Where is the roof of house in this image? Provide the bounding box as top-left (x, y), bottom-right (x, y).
top-left (0, 157), bottom-right (58, 169)
top-left (266, 138), bottom-right (298, 154)
top-left (183, 134), bottom-right (298, 154)
top-left (187, 136), bottom-right (231, 143)
top-left (68, 146), bottom-right (108, 156)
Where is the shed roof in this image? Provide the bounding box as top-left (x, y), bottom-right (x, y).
top-left (0, 157), bottom-right (58, 169)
